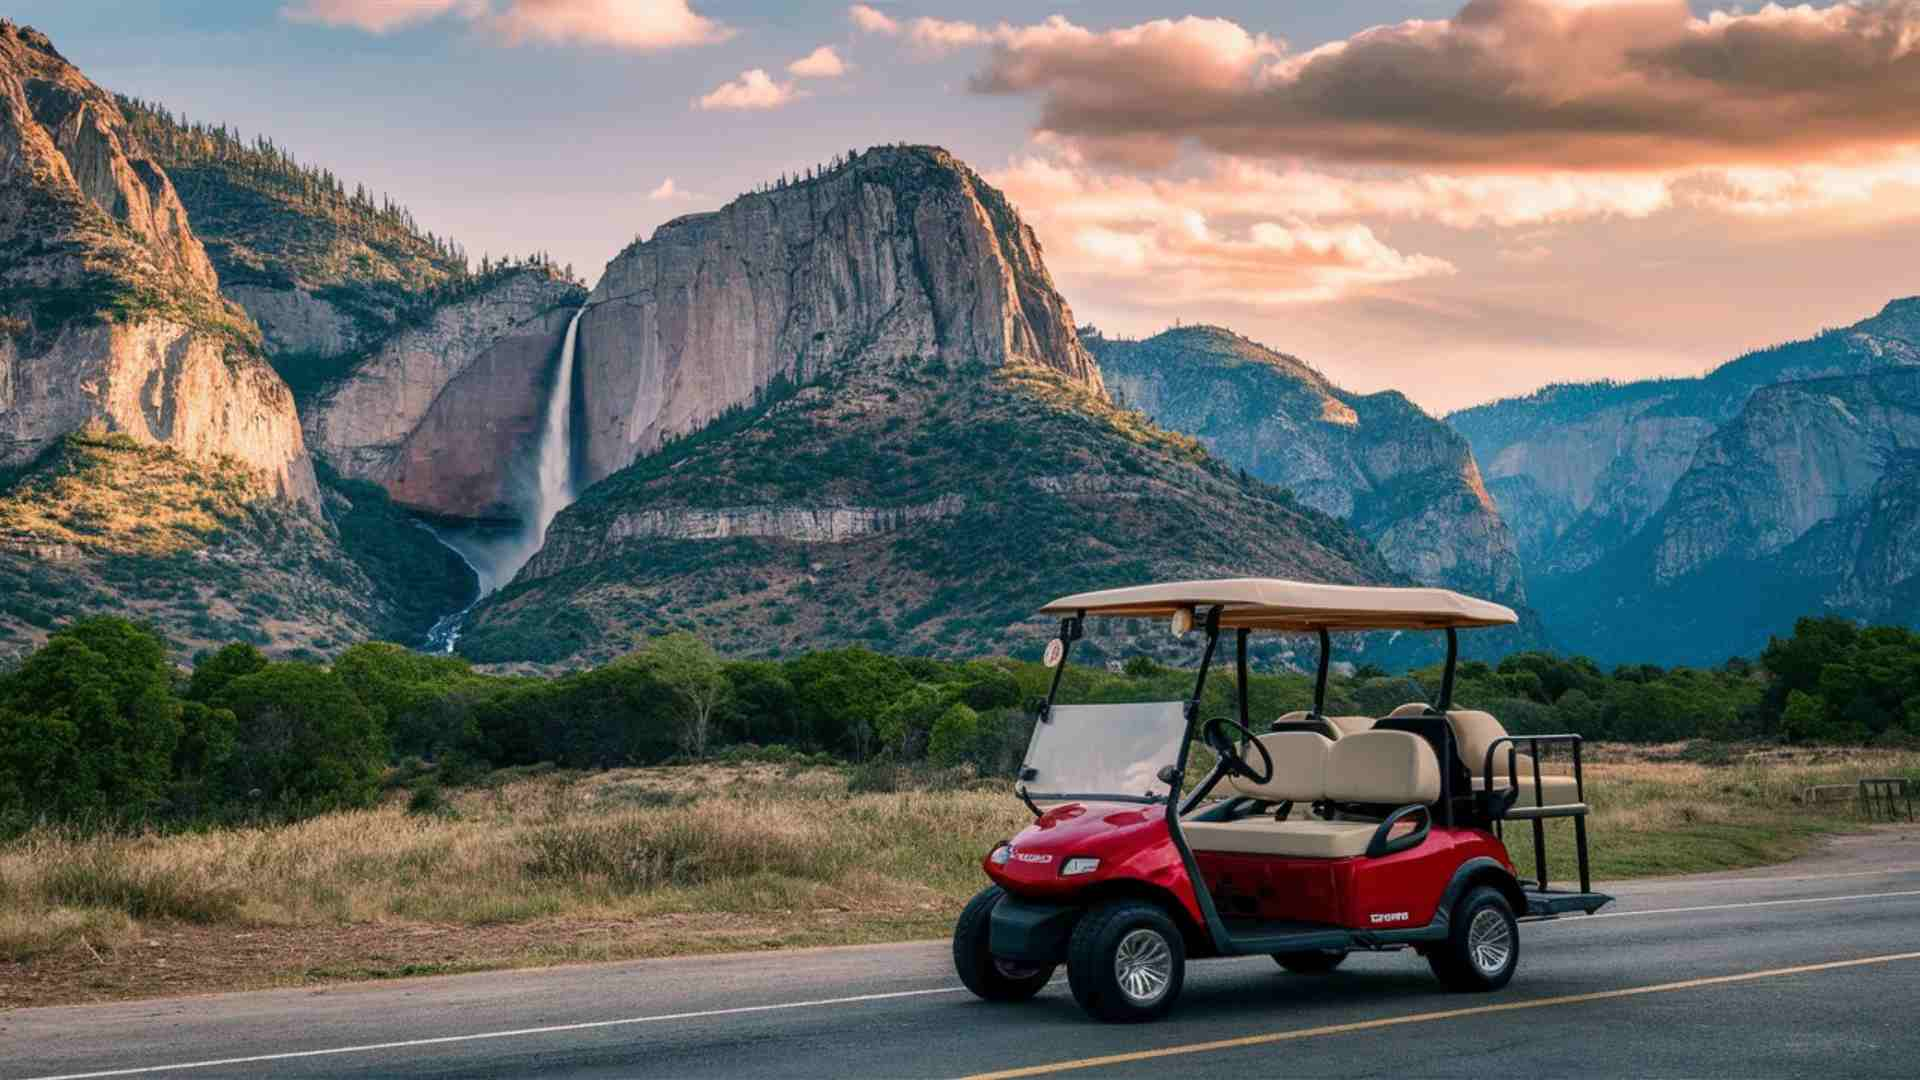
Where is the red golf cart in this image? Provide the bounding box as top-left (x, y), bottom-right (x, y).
top-left (953, 579), bottom-right (1610, 1022)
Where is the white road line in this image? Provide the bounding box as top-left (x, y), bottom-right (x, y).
top-left (1532, 887), bottom-right (1920, 923)
top-left (17, 888), bottom-right (1920, 1080)
top-left (15, 987), bottom-right (970, 1080)
top-left (1619, 863), bottom-right (1920, 887)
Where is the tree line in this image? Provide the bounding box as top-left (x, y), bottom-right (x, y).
top-left (1, 615), bottom-right (1913, 834)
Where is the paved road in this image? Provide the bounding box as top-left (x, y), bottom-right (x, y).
top-left (6, 830), bottom-right (1920, 1079)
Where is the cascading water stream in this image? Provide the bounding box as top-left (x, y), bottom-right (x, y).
top-left (425, 307), bottom-right (585, 652)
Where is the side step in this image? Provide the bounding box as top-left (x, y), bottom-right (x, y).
top-left (1523, 888), bottom-right (1613, 918)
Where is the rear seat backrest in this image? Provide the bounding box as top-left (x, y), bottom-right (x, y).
top-left (1325, 730), bottom-right (1441, 806)
top-left (1447, 709), bottom-right (1536, 780)
top-left (1326, 716), bottom-right (1375, 737)
top-left (1226, 731), bottom-right (1330, 803)
top-left (1387, 702), bottom-right (1430, 719)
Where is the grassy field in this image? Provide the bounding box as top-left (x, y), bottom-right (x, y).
top-left (2, 744), bottom-right (1915, 1007)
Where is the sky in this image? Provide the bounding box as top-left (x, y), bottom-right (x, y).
top-left (14, 0), bottom-right (1920, 413)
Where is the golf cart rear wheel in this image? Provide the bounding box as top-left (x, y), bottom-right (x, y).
top-left (953, 885), bottom-right (1054, 1002)
top-left (1427, 886), bottom-right (1518, 992)
top-left (1067, 900), bottom-right (1185, 1023)
top-left (1272, 949), bottom-right (1348, 974)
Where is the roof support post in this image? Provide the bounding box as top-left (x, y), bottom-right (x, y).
top-left (1438, 627), bottom-right (1459, 712)
top-left (1235, 628), bottom-right (1251, 729)
top-left (1313, 627), bottom-right (1331, 716)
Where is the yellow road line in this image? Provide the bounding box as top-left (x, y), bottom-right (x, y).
top-left (960, 951), bottom-right (1920, 1080)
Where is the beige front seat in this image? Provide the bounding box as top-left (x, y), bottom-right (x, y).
top-left (1272, 710), bottom-right (1373, 738)
top-left (1184, 731), bottom-right (1439, 859)
top-left (1448, 710), bottom-right (1582, 809)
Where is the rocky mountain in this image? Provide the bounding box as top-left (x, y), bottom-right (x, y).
top-left (0, 22), bottom-right (471, 661)
top-left (1451, 317), bottom-right (1920, 664)
top-left (1090, 325), bottom-right (1526, 606)
top-left (571, 146), bottom-right (1102, 488)
top-left (459, 149), bottom-right (1407, 666)
top-left (1451, 298), bottom-right (1920, 575)
top-left (0, 20), bottom-right (314, 506)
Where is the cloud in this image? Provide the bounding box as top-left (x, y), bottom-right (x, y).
top-left (649, 178), bottom-right (679, 200)
top-left (973, 1), bottom-right (1920, 171)
top-left (988, 156), bottom-right (1454, 305)
top-left (789, 45), bottom-right (848, 78)
top-left (848, 4), bottom-right (898, 35)
top-left (280, 0), bottom-right (483, 33)
top-left (910, 17), bottom-right (991, 51)
top-left (492, 0), bottom-right (731, 50)
top-left (696, 69), bottom-right (796, 111)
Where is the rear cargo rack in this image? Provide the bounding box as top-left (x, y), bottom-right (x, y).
top-left (1482, 735), bottom-right (1605, 909)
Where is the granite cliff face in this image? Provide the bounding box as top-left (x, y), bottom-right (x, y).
top-left (572, 146), bottom-right (1102, 487)
top-left (0, 20), bottom-right (315, 506)
top-left (1452, 298), bottom-right (1920, 576)
top-left (1653, 372), bottom-right (1920, 583)
top-left (1092, 326), bottom-right (1526, 606)
top-left (303, 270), bottom-right (585, 520)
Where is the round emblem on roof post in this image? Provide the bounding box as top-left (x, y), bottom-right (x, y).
top-left (1170, 607), bottom-right (1194, 637)
top-left (1043, 638), bottom-right (1066, 668)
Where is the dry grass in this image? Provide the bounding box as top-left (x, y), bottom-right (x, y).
top-left (2, 747), bottom-right (1914, 1006)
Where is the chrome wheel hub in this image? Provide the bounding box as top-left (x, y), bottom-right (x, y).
top-left (1468, 908), bottom-right (1513, 975)
top-left (1114, 928), bottom-right (1173, 1006)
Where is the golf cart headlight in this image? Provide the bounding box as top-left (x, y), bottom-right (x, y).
top-left (990, 844), bottom-right (1011, 866)
top-left (1061, 857), bottom-right (1100, 877)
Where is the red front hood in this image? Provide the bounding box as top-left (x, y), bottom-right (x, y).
top-left (983, 800), bottom-right (1186, 899)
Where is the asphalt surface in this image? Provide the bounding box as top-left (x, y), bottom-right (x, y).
top-left (6, 829), bottom-right (1920, 1080)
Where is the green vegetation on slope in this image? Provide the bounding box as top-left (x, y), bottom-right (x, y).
top-left (463, 355), bottom-right (1394, 666)
top-left (0, 433), bottom-right (472, 662)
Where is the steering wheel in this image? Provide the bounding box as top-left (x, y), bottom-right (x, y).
top-left (1202, 717), bottom-right (1273, 786)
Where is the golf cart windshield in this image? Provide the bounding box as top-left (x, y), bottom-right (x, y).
top-left (1022, 702), bottom-right (1188, 803)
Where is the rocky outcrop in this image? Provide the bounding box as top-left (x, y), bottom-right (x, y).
top-left (1653, 371), bottom-right (1920, 583)
top-left (0, 320), bottom-right (317, 503)
top-left (0, 20), bottom-right (316, 507)
top-left (604, 496), bottom-right (965, 544)
top-left (0, 23), bottom-right (215, 300)
top-left (1093, 326), bottom-right (1525, 604)
top-left (1451, 297), bottom-right (1920, 574)
top-left (573, 146), bottom-right (1102, 486)
top-left (303, 270), bottom-right (586, 519)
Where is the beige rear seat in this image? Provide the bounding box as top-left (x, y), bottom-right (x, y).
top-left (1184, 731), bottom-right (1439, 859)
top-left (1448, 709), bottom-right (1582, 809)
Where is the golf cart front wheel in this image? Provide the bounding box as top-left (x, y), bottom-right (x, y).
top-left (953, 885), bottom-right (1054, 1002)
top-left (1428, 886), bottom-right (1518, 992)
top-left (1067, 900), bottom-right (1186, 1023)
top-left (1273, 949), bottom-right (1348, 974)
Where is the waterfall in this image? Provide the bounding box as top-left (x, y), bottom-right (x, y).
top-left (424, 307), bottom-right (586, 653)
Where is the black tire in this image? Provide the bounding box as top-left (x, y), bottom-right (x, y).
top-left (953, 885), bottom-right (1054, 1002)
top-left (1427, 886), bottom-right (1519, 992)
top-left (1272, 949), bottom-right (1348, 974)
top-left (1066, 900), bottom-right (1186, 1023)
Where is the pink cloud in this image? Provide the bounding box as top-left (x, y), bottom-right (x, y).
top-left (848, 5), bottom-right (898, 35)
top-left (788, 45), bottom-right (848, 78)
top-left (280, 0), bottom-right (483, 33)
top-left (909, 17), bottom-right (990, 51)
top-left (492, 0), bottom-right (732, 50)
top-left (696, 69), bottom-right (795, 111)
top-left (988, 156), bottom-right (1454, 306)
top-left (973, 2), bottom-right (1920, 171)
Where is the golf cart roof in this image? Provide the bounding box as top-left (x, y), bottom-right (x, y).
top-left (1039, 578), bottom-right (1517, 631)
